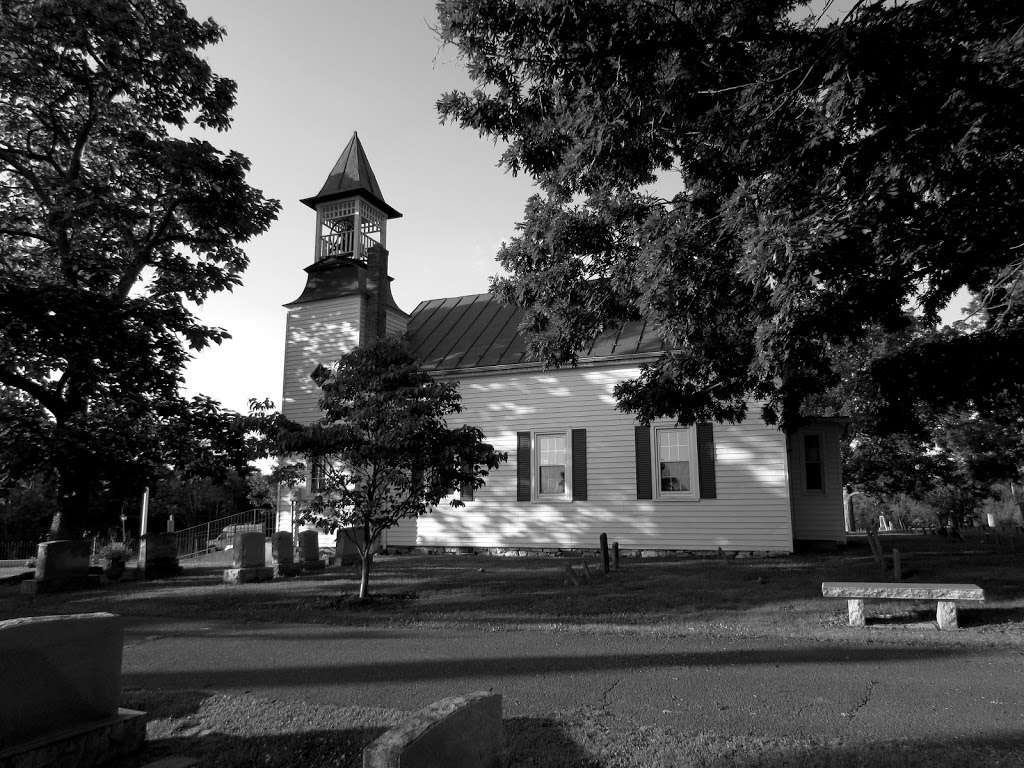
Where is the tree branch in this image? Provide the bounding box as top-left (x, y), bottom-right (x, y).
top-left (0, 367), bottom-right (65, 419)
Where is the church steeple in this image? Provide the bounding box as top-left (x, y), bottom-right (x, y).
top-left (301, 132), bottom-right (401, 264)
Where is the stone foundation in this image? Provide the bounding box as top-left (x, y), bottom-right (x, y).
top-left (273, 563), bottom-right (302, 578)
top-left (386, 546), bottom-right (789, 560)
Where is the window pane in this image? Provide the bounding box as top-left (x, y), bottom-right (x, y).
top-left (804, 435), bottom-right (821, 463)
top-left (540, 465), bottom-right (566, 494)
top-left (657, 428), bottom-right (692, 493)
top-left (806, 463), bottom-right (823, 491)
top-left (660, 461), bottom-right (690, 492)
top-left (538, 434), bottom-right (566, 465)
top-left (657, 429), bottom-right (688, 461)
top-left (804, 435), bottom-right (823, 490)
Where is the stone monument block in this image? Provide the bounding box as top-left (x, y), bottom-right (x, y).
top-left (22, 539), bottom-right (94, 594)
top-left (232, 532), bottom-right (266, 568)
top-left (298, 529), bottom-right (324, 571)
top-left (0, 613), bottom-right (146, 765)
top-left (334, 526), bottom-right (380, 565)
top-left (0, 613), bottom-right (123, 742)
top-left (271, 531), bottom-right (300, 577)
top-left (138, 532), bottom-right (181, 580)
top-left (224, 532), bottom-right (273, 583)
top-left (271, 531), bottom-right (294, 564)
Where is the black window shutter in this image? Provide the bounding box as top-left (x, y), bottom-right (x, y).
top-left (460, 461), bottom-right (474, 501)
top-left (634, 425), bottom-right (652, 500)
top-left (696, 422), bottom-right (717, 499)
top-left (516, 431), bottom-right (531, 502)
top-left (571, 429), bottom-right (588, 501)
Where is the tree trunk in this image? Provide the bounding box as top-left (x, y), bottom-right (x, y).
top-left (842, 486), bottom-right (857, 532)
top-left (51, 458), bottom-right (91, 539)
top-left (358, 551), bottom-right (373, 599)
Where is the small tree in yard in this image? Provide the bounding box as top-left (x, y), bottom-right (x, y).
top-left (274, 338), bottom-right (506, 599)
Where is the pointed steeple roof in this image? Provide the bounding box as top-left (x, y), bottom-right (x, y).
top-left (300, 132), bottom-right (402, 218)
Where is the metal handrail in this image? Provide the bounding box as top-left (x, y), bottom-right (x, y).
top-left (173, 508), bottom-right (272, 560)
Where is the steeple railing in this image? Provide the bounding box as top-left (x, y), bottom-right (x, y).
top-left (318, 231), bottom-right (378, 262)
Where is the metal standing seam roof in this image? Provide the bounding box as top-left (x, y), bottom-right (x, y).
top-left (406, 292), bottom-right (664, 372)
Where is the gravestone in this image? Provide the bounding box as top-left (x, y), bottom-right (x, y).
top-left (298, 529), bottom-right (325, 571)
top-left (138, 532), bottom-right (181, 580)
top-left (0, 613), bottom-right (145, 766)
top-left (334, 526), bottom-right (381, 566)
top-left (335, 527), bottom-right (361, 566)
top-left (21, 539), bottom-right (95, 594)
top-left (223, 532), bottom-right (273, 584)
top-left (271, 531), bottom-right (300, 577)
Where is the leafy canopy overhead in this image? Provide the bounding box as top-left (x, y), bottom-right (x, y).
top-left (273, 337), bottom-right (506, 598)
top-left (436, 0), bottom-right (1024, 429)
top-left (0, 0), bottom-right (280, 530)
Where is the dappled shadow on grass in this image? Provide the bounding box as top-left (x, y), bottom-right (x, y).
top-left (508, 717), bottom-right (603, 767)
top-left (106, 707), bottom-right (1024, 768)
top-left (108, 726), bottom-right (387, 768)
top-left (3, 552), bottom-right (1023, 638)
top-left (564, 713), bottom-right (1024, 768)
top-left (110, 688), bottom-right (404, 768)
top-left (709, 734), bottom-right (1024, 768)
top-left (121, 687), bottom-right (212, 721)
top-left (122, 643), bottom-right (962, 692)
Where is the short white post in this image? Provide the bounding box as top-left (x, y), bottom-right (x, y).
top-left (139, 487), bottom-right (149, 537)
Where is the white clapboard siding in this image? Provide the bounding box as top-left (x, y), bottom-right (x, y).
top-left (788, 424), bottom-right (847, 543)
top-left (399, 365), bottom-right (797, 552)
top-left (281, 296), bottom-right (363, 424)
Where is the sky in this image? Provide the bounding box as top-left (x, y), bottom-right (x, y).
top-left (180, 0), bottom-right (536, 413)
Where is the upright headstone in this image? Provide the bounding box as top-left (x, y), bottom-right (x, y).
top-left (138, 532), bottom-right (181, 580)
top-left (223, 531), bottom-right (273, 584)
top-left (0, 613), bottom-right (145, 764)
top-left (335, 527), bottom-right (362, 566)
top-left (271, 531), bottom-right (300, 577)
top-left (21, 539), bottom-right (94, 594)
top-left (298, 529), bottom-right (325, 571)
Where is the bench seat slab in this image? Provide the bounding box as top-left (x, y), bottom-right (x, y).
top-left (822, 582), bottom-right (984, 601)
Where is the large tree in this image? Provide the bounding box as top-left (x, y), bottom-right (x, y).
top-left (272, 338), bottom-right (506, 599)
top-left (435, 0), bottom-right (1024, 430)
top-left (0, 0), bottom-right (279, 533)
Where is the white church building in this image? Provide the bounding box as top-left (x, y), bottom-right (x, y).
top-left (277, 134), bottom-right (847, 554)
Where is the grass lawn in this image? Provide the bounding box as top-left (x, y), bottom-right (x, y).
top-left (1, 534), bottom-right (1022, 767)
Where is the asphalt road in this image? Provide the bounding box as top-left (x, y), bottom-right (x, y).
top-left (120, 617), bottom-right (1024, 743)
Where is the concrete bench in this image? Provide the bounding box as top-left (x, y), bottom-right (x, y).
top-left (822, 582), bottom-right (985, 630)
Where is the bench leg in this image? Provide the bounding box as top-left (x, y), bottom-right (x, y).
top-left (848, 599), bottom-right (866, 627)
top-left (936, 600), bottom-right (958, 630)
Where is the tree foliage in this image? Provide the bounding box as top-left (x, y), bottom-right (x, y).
top-left (810, 315), bottom-right (1024, 521)
top-left (0, 0), bottom-right (280, 532)
top-left (436, 0), bottom-right (1024, 430)
top-left (271, 338), bottom-right (506, 598)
